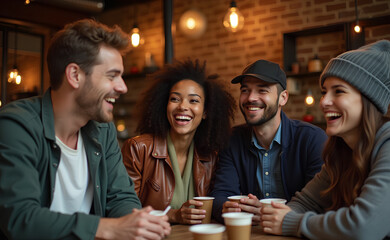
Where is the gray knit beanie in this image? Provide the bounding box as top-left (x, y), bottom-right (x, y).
top-left (320, 39), bottom-right (390, 114)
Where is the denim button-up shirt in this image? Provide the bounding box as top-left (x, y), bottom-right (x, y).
top-left (252, 124), bottom-right (285, 199)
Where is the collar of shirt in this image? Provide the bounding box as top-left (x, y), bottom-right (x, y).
top-left (251, 123), bottom-right (282, 151)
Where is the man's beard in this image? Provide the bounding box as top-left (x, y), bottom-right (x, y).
top-left (240, 96), bottom-right (279, 126)
top-left (76, 77), bottom-right (113, 123)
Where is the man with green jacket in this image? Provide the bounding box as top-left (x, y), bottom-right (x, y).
top-left (0, 19), bottom-right (171, 239)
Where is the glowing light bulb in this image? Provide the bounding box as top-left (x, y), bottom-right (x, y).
top-left (354, 24), bottom-right (361, 33)
top-left (16, 75), bottom-right (22, 85)
top-left (223, 1), bottom-right (244, 33)
top-left (229, 11), bottom-right (239, 28)
top-left (116, 120), bottom-right (126, 132)
top-left (8, 68), bottom-right (21, 84)
top-left (305, 96), bottom-right (314, 105)
top-left (186, 17), bottom-right (196, 30)
top-left (305, 90), bottom-right (315, 106)
top-left (131, 26), bottom-right (141, 47)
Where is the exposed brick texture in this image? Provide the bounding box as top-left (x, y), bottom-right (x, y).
top-left (97, 0), bottom-right (390, 134)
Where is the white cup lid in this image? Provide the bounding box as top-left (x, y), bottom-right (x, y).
top-left (189, 224), bottom-right (226, 234)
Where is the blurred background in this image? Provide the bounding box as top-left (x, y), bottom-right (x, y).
top-left (1, 0), bottom-right (389, 143)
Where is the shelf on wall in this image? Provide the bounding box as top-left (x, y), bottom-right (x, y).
top-left (283, 15), bottom-right (390, 74)
top-left (283, 23), bottom-right (346, 74)
top-left (286, 71), bottom-right (321, 78)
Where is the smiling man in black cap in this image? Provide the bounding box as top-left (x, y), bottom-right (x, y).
top-left (210, 60), bottom-right (327, 224)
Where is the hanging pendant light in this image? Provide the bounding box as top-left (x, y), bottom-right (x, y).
top-left (130, 4), bottom-right (143, 48)
top-left (130, 24), bottom-right (141, 47)
top-left (8, 29), bottom-right (22, 85)
top-left (179, 8), bottom-right (207, 39)
top-left (353, 0), bottom-right (361, 33)
top-left (223, 1), bottom-right (244, 33)
top-left (305, 89), bottom-right (315, 106)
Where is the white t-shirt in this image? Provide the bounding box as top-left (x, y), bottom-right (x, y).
top-left (50, 131), bottom-right (93, 214)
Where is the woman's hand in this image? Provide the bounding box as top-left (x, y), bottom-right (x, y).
top-left (167, 200), bottom-right (206, 224)
top-left (260, 202), bottom-right (292, 235)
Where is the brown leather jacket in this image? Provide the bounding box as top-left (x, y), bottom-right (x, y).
top-left (121, 134), bottom-right (217, 210)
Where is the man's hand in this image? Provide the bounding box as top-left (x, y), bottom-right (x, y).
top-left (238, 194), bottom-right (262, 224)
top-left (95, 206), bottom-right (171, 240)
top-left (168, 199), bottom-right (206, 224)
top-left (260, 202), bottom-right (291, 235)
top-left (222, 194), bottom-right (261, 225)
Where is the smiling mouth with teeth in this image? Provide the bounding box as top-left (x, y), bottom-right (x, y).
top-left (175, 115), bottom-right (192, 121)
top-left (325, 112), bottom-right (342, 120)
top-left (105, 98), bottom-right (116, 104)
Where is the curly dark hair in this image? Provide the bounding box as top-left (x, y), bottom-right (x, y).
top-left (136, 59), bottom-right (236, 154)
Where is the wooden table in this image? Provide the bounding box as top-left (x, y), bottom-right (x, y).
top-left (166, 224), bottom-right (301, 240)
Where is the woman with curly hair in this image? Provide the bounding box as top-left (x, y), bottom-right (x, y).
top-left (260, 40), bottom-right (390, 239)
top-left (121, 59), bottom-right (236, 224)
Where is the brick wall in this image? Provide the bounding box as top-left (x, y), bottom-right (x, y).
top-left (97, 0), bottom-right (390, 134)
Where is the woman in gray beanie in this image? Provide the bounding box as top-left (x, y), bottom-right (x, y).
top-left (260, 39), bottom-right (390, 240)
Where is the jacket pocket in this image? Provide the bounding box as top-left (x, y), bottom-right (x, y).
top-left (146, 178), bottom-right (161, 192)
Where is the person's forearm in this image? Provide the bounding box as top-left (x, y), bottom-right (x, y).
top-left (95, 218), bottom-right (117, 240)
top-left (167, 208), bottom-right (180, 223)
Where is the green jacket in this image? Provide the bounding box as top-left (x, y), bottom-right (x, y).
top-left (0, 90), bottom-right (141, 239)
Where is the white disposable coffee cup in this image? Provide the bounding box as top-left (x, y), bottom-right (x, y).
top-left (227, 195), bottom-right (249, 203)
top-left (259, 198), bottom-right (287, 207)
top-left (189, 224), bottom-right (226, 240)
top-left (222, 212), bottom-right (253, 240)
top-left (149, 210), bottom-right (165, 216)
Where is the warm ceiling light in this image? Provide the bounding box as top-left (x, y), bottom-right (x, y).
top-left (130, 4), bottom-right (144, 48)
top-left (130, 25), bottom-right (141, 47)
top-left (116, 120), bottom-right (126, 132)
top-left (354, 0), bottom-right (361, 33)
top-left (305, 90), bottom-right (314, 106)
top-left (8, 67), bottom-right (21, 85)
top-left (354, 25), bottom-right (361, 33)
top-left (179, 9), bottom-right (207, 39)
top-left (223, 1), bottom-right (244, 33)
top-left (8, 30), bottom-right (22, 85)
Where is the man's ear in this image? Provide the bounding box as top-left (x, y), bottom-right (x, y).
top-left (65, 63), bottom-right (82, 89)
top-left (279, 90), bottom-right (289, 107)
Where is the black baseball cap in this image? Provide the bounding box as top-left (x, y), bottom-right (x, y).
top-left (231, 60), bottom-right (286, 89)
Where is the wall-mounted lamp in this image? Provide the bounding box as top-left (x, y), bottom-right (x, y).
top-left (223, 1), bottom-right (244, 33)
top-left (179, 8), bottom-right (207, 39)
top-left (8, 30), bottom-right (22, 85)
top-left (354, 0), bottom-right (361, 33)
top-left (305, 89), bottom-right (315, 106)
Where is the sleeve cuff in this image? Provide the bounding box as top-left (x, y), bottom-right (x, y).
top-left (282, 211), bottom-right (303, 237)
